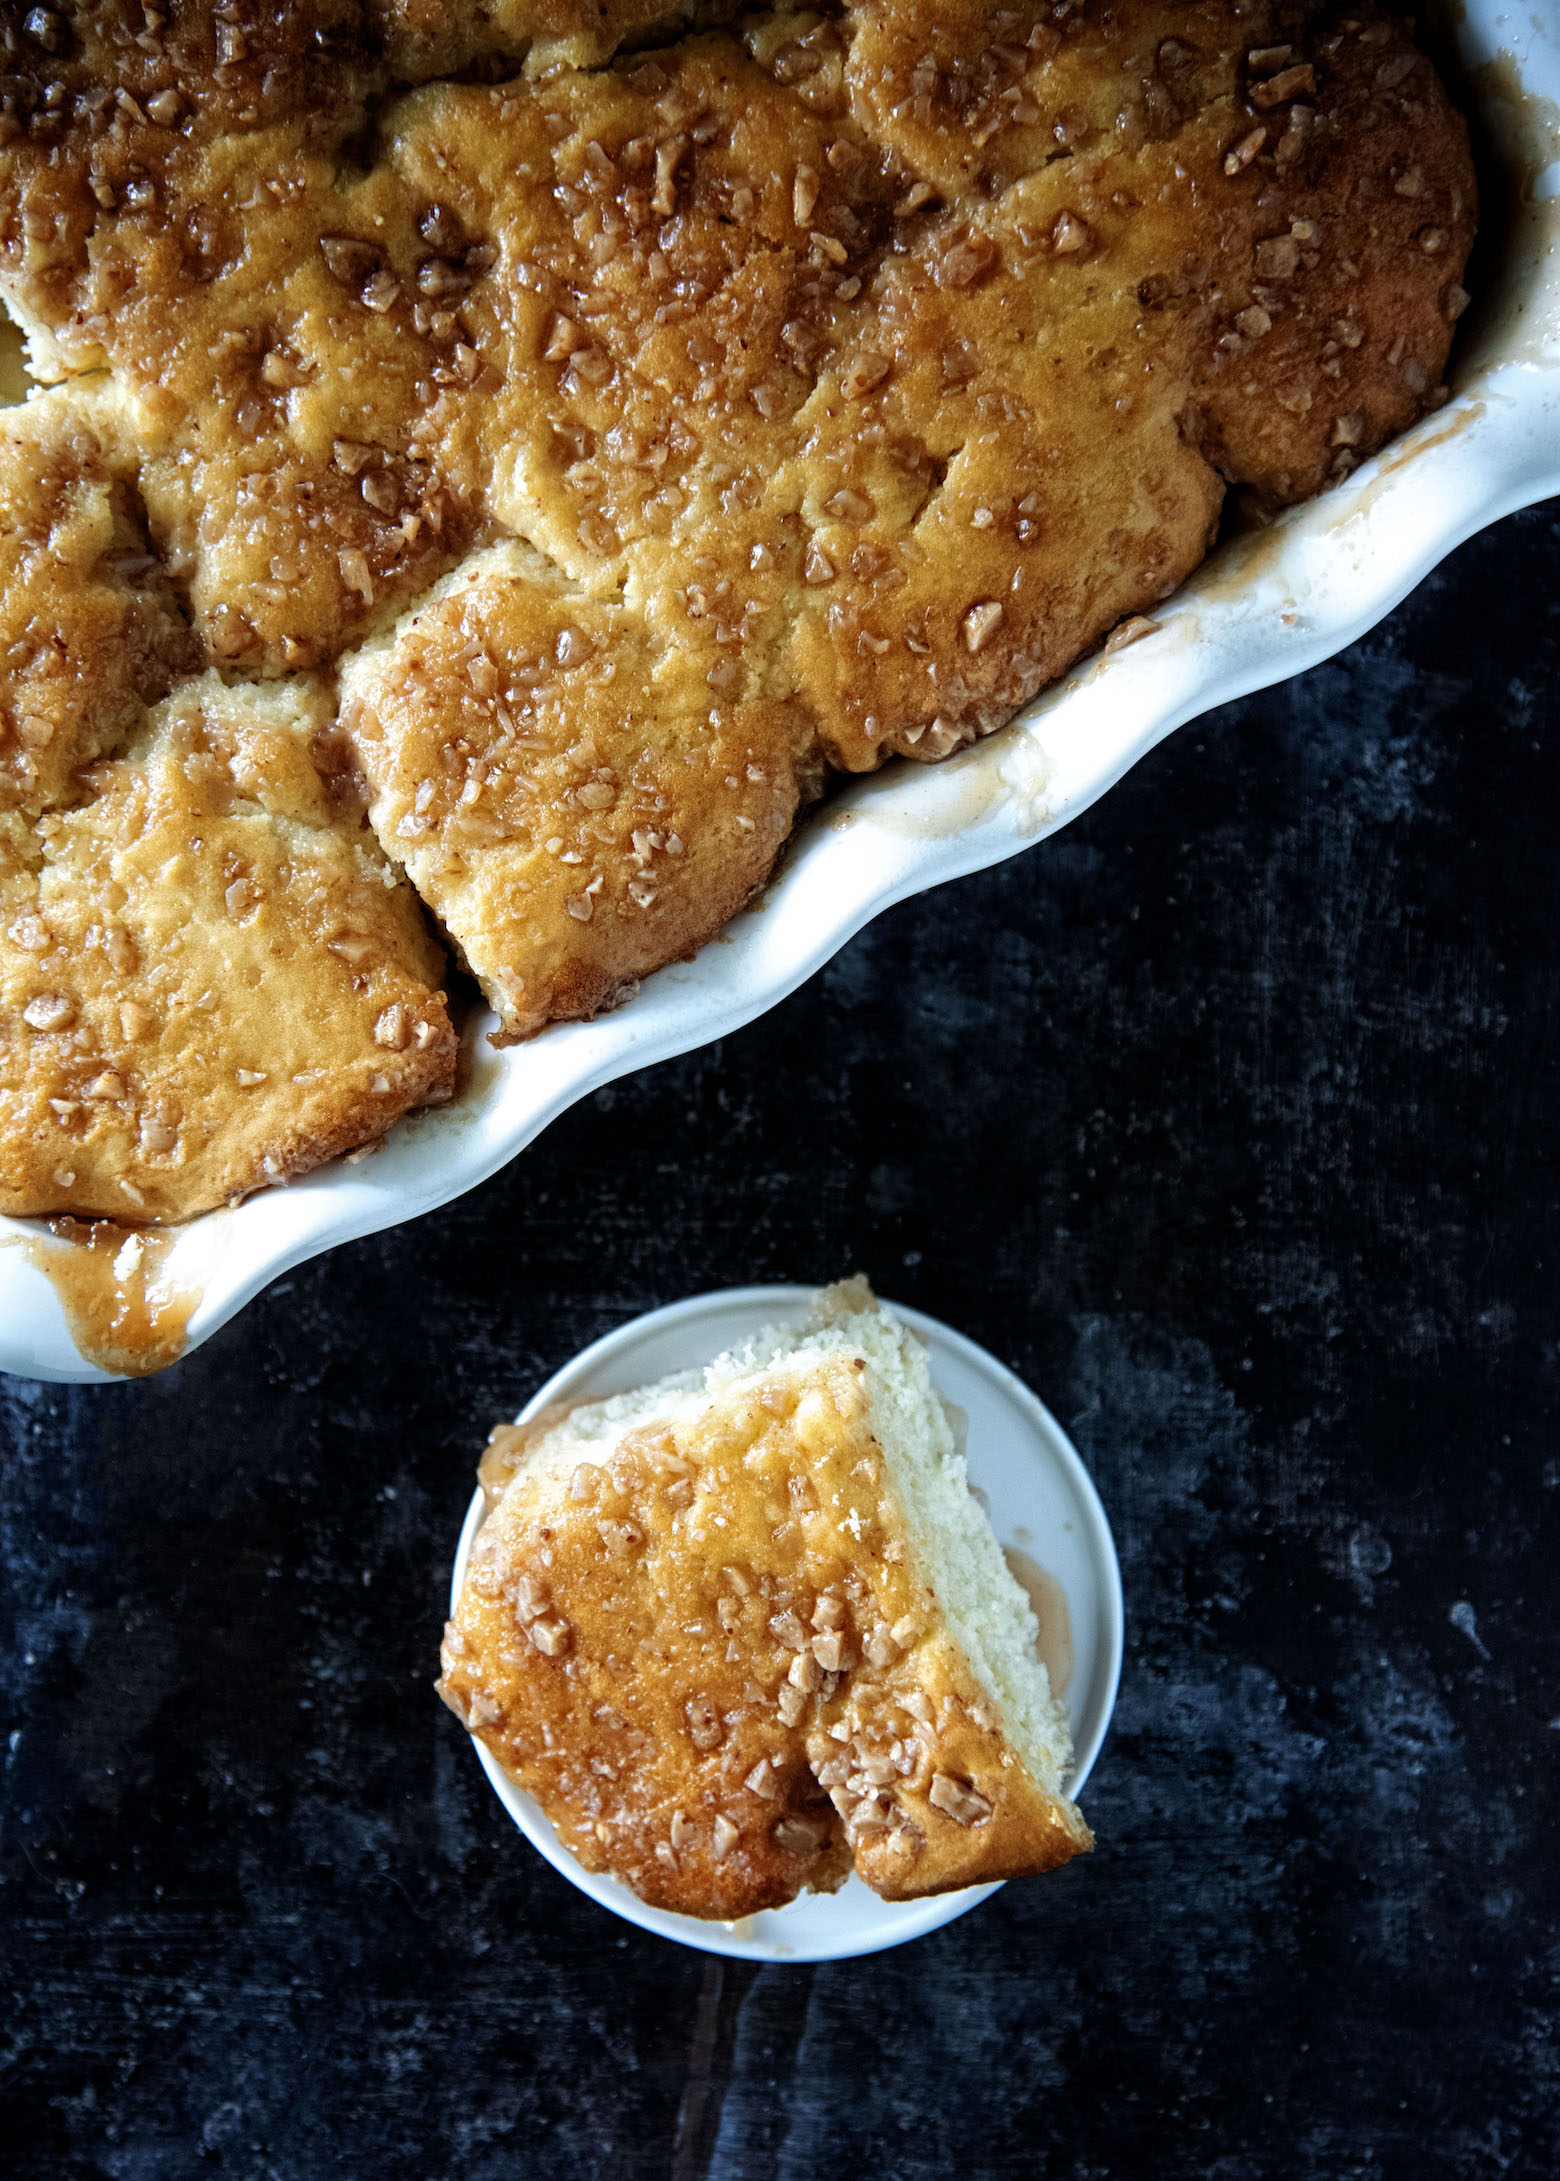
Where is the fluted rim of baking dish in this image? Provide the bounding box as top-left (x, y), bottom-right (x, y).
top-left (3, 0), bottom-right (1558, 1381)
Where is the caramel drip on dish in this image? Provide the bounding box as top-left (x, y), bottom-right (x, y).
top-left (20, 1218), bottom-right (197, 1377)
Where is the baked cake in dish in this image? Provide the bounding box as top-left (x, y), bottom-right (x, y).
top-left (438, 1279), bottom-right (1092, 1917)
top-left (0, 3), bottom-right (1475, 1216)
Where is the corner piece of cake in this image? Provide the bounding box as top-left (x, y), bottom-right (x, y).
top-left (438, 1279), bottom-right (1092, 1920)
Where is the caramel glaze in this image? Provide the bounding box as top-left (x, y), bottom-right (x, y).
top-left (1003, 1547), bottom-right (1074, 1703)
top-left (20, 1218), bottom-right (197, 1377)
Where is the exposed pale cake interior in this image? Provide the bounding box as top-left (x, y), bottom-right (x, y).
top-left (591, 1292), bottom-right (1077, 1798)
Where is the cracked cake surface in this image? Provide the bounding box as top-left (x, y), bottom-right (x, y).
top-left (0, 2), bottom-right (1475, 1216)
top-left (438, 1279), bottom-right (1093, 1918)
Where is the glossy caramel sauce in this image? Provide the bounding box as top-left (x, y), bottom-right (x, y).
top-left (20, 1219), bottom-right (197, 1377)
top-left (1003, 1547), bottom-right (1074, 1701)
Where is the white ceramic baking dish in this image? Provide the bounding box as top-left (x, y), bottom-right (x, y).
top-left (3, 0), bottom-right (1558, 1382)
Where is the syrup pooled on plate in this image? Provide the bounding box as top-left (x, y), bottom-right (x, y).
top-left (1003, 1547), bottom-right (1074, 1702)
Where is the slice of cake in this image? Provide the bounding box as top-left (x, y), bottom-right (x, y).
top-left (438, 1279), bottom-right (1092, 1920)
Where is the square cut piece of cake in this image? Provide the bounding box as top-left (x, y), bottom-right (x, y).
top-left (438, 1280), bottom-right (1092, 1920)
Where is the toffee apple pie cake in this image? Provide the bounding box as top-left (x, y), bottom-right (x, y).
top-left (439, 1280), bottom-right (1092, 1917)
top-left (0, 2), bottom-right (1474, 1220)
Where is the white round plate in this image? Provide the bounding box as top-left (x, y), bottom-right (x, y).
top-left (449, 1286), bottom-right (1123, 1961)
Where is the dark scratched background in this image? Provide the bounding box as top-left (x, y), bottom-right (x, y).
top-left (3, 499), bottom-right (1558, 2178)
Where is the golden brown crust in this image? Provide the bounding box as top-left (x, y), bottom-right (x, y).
top-left (0, 673), bottom-right (455, 1220)
top-left (0, 383), bottom-right (198, 816)
top-left (341, 546), bottom-right (812, 1038)
top-left (439, 1350), bottom-right (1091, 1919)
top-left (1179, 11), bottom-right (1480, 509)
top-left (0, 3), bottom-right (1476, 1194)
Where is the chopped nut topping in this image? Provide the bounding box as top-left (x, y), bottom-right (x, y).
top-left (361, 471), bottom-right (400, 515)
top-left (361, 269), bottom-right (401, 313)
top-left (527, 1615), bottom-right (571, 1658)
top-left (320, 235), bottom-right (384, 287)
top-left (513, 1573), bottom-right (552, 1623)
top-left (937, 234), bottom-right (999, 289)
top-left (1104, 615), bottom-right (1159, 654)
top-left (1250, 64), bottom-right (1316, 109)
top-left (21, 993), bottom-right (75, 1032)
top-left (260, 350), bottom-right (309, 390)
top-left (1254, 235), bottom-right (1300, 280)
top-left (685, 1696), bottom-right (723, 1751)
top-left (1224, 126), bottom-right (1267, 175)
top-left (1376, 52), bottom-right (1419, 90)
top-left (768, 1608), bottom-right (808, 1651)
top-left (841, 351), bottom-right (891, 399)
top-left (745, 1757), bottom-right (781, 1798)
top-left (652, 136), bottom-right (686, 217)
top-left (543, 313), bottom-right (584, 362)
top-left (962, 600), bottom-right (1004, 654)
top-left (711, 1814), bottom-right (739, 1861)
top-left (929, 1772), bottom-right (992, 1826)
top-left (338, 546), bottom-right (373, 602)
top-left (787, 1648), bottom-right (823, 1694)
top-left (773, 1814), bottom-right (827, 1856)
